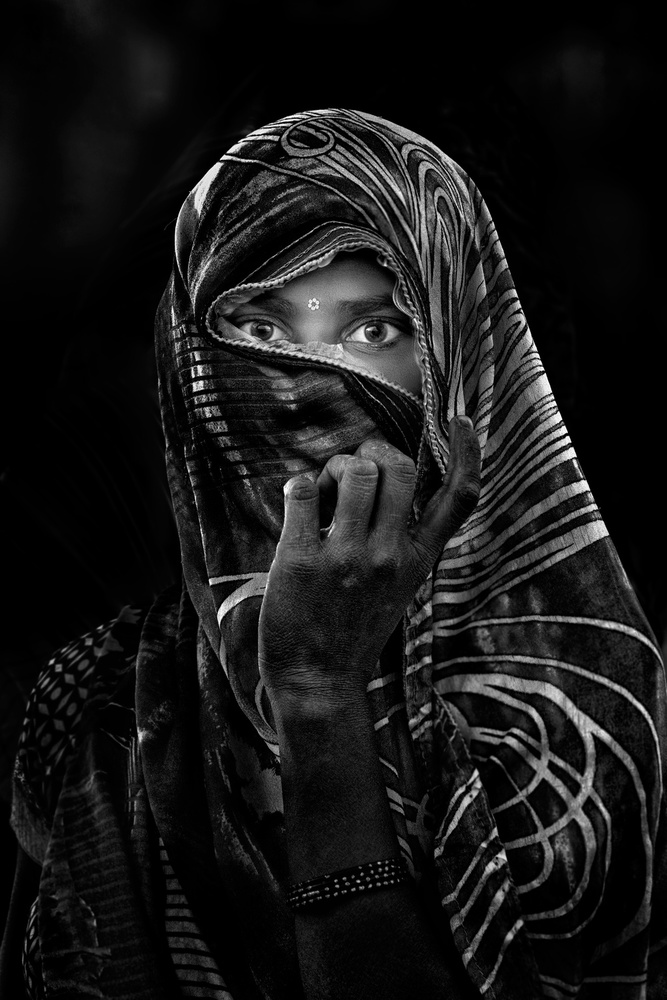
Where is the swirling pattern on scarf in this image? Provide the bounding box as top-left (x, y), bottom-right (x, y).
top-left (158, 108), bottom-right (667, 997)
top-left (13, 109), bottom-right (666, 999)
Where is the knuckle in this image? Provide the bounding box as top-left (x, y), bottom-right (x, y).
top-left (371, 545), bottom-right (401, 575)
top-left (324, 454), bottom-right (348, 477)
top-left (358, 439), bottom-right (414, 472)
top-left (277, 538), bottom-right (314, 567)
top-left (452, 477), bottom-right (480, 522)
top-left (330, 553), bottom-right (363, 590)
top-left (339, 568), bottom-right (362, 590)
top-left (389, 454), bottom-right (417, 485)
top-left (344, 457), bottom-right (379, 488)
top-left (327, 534), bottom-right (365, 568)
top-left (356, 438), bottom-right (389, 459)
top-left (410, 530), bottom-right (434, 562)
top-left (348, 456), bottom-right (378, 475)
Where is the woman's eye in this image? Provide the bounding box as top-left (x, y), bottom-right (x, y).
top-left (230, 318), bottom-right (289, 343)
top-left (345, 320), bottom-right (407, 346)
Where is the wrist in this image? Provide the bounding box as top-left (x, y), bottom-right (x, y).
top-left (268, 678), bottom-right (372, 738)
top-left (262, 658), bottom-right (371, 715)
top-left (274, 687), bottom-right (399, 883)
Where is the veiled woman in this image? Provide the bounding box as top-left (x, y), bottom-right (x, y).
top-left (3, 109), bottom-right (666, 999)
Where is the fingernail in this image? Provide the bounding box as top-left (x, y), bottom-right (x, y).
top-left (456, 414), bottom-right (474, 429)
top-left (284, 474), bottom-right (309, 494)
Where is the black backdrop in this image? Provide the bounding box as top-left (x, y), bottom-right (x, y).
top-left (2, 0), bottom-right (665, 923)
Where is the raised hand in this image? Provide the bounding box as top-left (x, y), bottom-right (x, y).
top-left (258, 416), bottom-right (481, 713)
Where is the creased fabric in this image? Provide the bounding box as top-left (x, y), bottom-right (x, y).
top-left (12, 108), bottom-right (667, 999)
top-left (155, 108), bottom-right (666, 997)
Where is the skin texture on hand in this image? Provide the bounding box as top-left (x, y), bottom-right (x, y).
top-left (258, 415), bottom-right (481, 717)
top-left (259, 415), bottom-right (482, 1000)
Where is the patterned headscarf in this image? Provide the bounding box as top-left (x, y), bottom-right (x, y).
top-left (146, 109), bottom-right (666, 997)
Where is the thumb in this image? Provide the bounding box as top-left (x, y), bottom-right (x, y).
top-left (411, 415), bottom-right (481, 570)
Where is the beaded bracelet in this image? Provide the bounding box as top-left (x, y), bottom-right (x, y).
top-left (287, 857), bottom-right (410, 911)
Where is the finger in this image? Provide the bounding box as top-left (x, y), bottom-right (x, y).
top-left (412, 415), bottom-right (481, 568)
top-left (280, 474), bottom-right (321, 554)
top-left (318, 453), bottom-right (379, 540)
top-left (354, 439), bottom-right (416, 539)
top-left (315, 454), bottom-right (349, 528)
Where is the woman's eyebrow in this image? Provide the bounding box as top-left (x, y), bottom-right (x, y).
top-left (231, 294), bottom-right (296, 319)
top-left (334, 294), bottom-right (402, 319)
top-left (232, 293), bottom-right (404, 321)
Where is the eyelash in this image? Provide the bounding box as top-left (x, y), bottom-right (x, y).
top-left (227, 314), bottom-right (412, 347)
top-left (346, 319), bottom-right (409, 351)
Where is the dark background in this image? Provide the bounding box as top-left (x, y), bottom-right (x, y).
top-left (1, 0), bottom-right (665, 922)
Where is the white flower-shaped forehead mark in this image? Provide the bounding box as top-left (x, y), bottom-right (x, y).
top-left (307, 297), bottom-right (320, 311)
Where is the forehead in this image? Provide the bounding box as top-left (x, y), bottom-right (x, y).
top-left (267, 254), bottom-right (396, 303)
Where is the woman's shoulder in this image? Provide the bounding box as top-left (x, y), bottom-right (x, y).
top-left (10, 603), bottom-right (149, 863)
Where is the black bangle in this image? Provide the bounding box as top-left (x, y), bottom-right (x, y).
top-left (287, 857), bottom-right (410, 911)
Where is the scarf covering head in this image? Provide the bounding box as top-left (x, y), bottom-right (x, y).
top-left (142, 109), bottom-right (666, 999)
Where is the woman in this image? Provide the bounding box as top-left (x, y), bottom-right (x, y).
top-left (3, 109), bottom-right (665, 998)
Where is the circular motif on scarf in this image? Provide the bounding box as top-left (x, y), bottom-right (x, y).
top-left (280, 121), bottom-right (336, 158)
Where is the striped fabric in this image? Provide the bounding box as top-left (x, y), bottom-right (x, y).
top-left (159, 109), bottom-right (665, 996)
top-left (10, 109), bottom-right (666, 998)
top-left (159, 839), bottom-right (232, 998)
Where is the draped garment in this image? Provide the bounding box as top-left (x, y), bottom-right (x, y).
top-left (12, 109), bottom-right (667, 999)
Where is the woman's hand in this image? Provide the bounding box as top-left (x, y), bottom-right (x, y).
top-left (258, 415), bottom-right (481, 714)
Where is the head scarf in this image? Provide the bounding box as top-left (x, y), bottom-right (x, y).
top-left (141, 109), bottom-right (664, 998)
